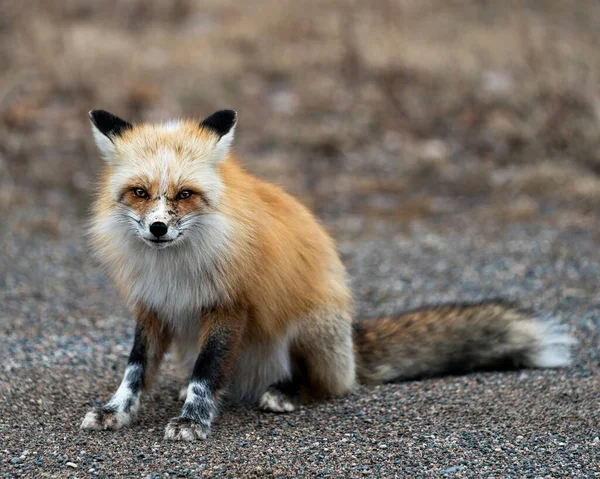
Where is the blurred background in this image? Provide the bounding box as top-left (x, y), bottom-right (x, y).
top-left (2, 0), bottom-right (599, 236)
top-left (1, 4), bottom-right (598, 474)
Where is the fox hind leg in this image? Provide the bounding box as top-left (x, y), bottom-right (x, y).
top-left (290, 310), bottom-right (356, 400)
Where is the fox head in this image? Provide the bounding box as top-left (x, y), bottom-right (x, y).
top-left (90, 109), bottom-right (236, 250)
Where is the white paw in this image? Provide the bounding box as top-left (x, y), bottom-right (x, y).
top-left (80, 407), bottom-right (134, 431)
top-left (259, 390), bottom-right (296, 413)
top-left (164, 417), bottom-right (209, 441)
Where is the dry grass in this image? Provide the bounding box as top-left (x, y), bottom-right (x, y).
top-left (2, 0), bottom-right (600, 222)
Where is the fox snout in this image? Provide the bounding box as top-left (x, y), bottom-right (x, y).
top-left (149, 221), bottom-right (169, 238)
top-left (137, 204), bottom-right (181, 246)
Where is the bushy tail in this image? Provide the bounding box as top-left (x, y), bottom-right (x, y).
top-left (353, 301), bottom-right (574, 384)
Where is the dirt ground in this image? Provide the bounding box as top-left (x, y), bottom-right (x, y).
top-left (1, 1), bottom-right (599, 477)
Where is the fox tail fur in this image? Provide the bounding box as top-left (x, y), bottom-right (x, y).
top-left (353, 301), bottom-right (574, 384)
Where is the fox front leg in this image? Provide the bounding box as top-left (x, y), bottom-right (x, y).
top-left (164, 311), bottom-right (245, 441)
top-left (81, 308), bottom-right (171, 430)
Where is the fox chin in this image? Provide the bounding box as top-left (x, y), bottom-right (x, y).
top-left (80, 108), bottom-right (574, 442)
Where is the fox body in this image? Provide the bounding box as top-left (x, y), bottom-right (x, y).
top-left (81, 109), bottom-right (573, 441)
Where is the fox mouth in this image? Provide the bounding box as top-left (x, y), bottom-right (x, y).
top-left (141, 237), bottom-right (177, 248)
top-left (140, 231), bottom-right (182, 248)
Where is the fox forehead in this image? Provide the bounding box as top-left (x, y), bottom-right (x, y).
top-left (108, 121), bottom-right (224, 201)
top-left (115, 120), bottom-right (219, 163)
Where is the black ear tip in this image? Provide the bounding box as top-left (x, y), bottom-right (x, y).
top-left (89, 108), bottom-right (108, 119)
top-left (89, 109), bottom-right (132, 138)
top-left (88, 109), bottom-right (105, 128)
top-left (200, 109), bottom-right (238, 138)
top-left (89, 109), bottom-right (102, 123)
top-left (226, 109), bottom-right (238, 121)
top-left (215, 109), bottom-right (237, 121)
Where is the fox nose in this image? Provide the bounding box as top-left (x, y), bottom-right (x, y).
top-left (150, 221), bottom-right (168, 238)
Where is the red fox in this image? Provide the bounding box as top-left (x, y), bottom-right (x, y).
top-left (81, 109), bottom-right (573, 441)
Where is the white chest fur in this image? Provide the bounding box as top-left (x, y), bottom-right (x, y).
top-left (118, 214), bottom-right (232, 328)
top-left (131, 250), bottom-right (223, 322)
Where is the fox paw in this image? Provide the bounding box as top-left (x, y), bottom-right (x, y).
top-left (259, 389), bottom-right (296, 413)
top-left (81, 407), bottom-right (133, 431)
top-left (164, 417), bottom-right (209, 441)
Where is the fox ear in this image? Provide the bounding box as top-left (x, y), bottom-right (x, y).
top-left (89, 110), bottom-right (132, 160)
top-left (200, 109), bottom-right (237, 163)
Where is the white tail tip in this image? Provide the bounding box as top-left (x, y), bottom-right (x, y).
top-left (531, 318), bottom-right (576, 368)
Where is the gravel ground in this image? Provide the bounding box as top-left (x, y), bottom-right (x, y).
top-left (1, 205), bottom-right (599, 478)
top-left (2, 2), bottom-right (600, 477)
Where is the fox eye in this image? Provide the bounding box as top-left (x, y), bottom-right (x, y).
top-left (177, 190), bottom-right (193, 200)
top-left (133, 188), bottom-right (148, 199)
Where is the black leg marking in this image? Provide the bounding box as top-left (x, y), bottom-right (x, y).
top-left (123, 326), bottom-right (147, 396)
top-left (165, 330), bottom-right (238, 441)
top-left (81, 325), bottom-right (148, 431)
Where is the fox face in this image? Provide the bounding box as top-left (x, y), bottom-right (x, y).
top-left (90, 109), bottom-right (236, 250)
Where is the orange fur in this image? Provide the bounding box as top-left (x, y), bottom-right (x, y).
top-left (85, 111), bottom-right (572, 436)
top-left (92, 121), bottom-right (351, 350)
